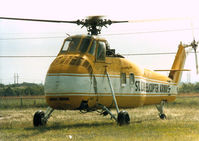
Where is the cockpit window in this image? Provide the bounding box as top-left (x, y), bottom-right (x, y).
top-left (68, 38), bottom-right (81, 52)
top-left (79, 38), bottom-right (92, 53)
top-left (88, 40), bottom-right (96, 55)
top-left (62, 40), bottom-right (70, 51)
top-left (96, 41), bottom-right (106, 60)
top-left (62, 38), bottom-right (81, 52)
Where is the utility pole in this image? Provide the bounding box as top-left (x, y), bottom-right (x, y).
top-left (187, 71), bottom-right (191, 83)
top-left (14, 73), bottom-right (19, 84)
top-left (17, 73), bottom-right (19, 84)
top-left (14, 73), bottom-right (16, 84)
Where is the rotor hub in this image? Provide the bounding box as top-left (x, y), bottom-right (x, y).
top-left (76, 18), bottom-right (112, 35)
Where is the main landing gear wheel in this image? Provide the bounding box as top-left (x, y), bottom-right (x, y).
top-left (117, 111), bottom-right (130, 126)
top-left (33, 107), bottom-right (54, 127)
top-left (106, 71), bottom-right (130, 126)
top-left (33, 110), bottom-right (46, 127)
top-left (159, 114), bottom-right (166, 120)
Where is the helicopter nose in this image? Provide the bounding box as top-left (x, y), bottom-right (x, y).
top-left (44, 55), bottom-right (93, 109)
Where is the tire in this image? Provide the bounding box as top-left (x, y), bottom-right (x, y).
top-left (33, 110), bottom-right (45, 127)
top-left (159, 114), bottom-right (166, 120)
top-left (117, 111), bottom-right (130, 126)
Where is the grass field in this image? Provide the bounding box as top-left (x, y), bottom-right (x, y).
top-left (1, 97), bottom-right (199, 141)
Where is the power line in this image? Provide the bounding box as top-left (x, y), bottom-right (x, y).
top-left (0, 56), bottom-right (56, 58)
top-left (123, 52), bottom-right (177, 56)
top-left (0, 52), bottom-right (198, 58)
top-left (0, 32), bottom-right (66, 34)
top-left (0, 27), bottom-right (199, 40)
top-left (123, 51), bottom-right (199, 56)
top-left (0, 36), bottom-right (66, 40)
top-left (103, 28), bottom-right (199, 36)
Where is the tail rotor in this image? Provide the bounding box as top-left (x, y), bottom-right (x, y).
top-left (184, 40), bottom-right (199, 74)
top-left (192, 40), bottom-right (199, 74)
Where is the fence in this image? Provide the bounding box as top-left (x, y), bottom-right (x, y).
top-left (0, 94), bottom-right (198, 109)
top-left (0, 96), bottom-right (47, 108)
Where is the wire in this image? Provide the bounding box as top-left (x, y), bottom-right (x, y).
top-left (123, 51), bottom-right (199, 56)
top-left (0, 27), bottom-right (199, 40)
top-left (0, 56), bottom-right (56, 58)
top-left (0, 36), bottom-right (66, 40)
top-left (122, 52), bottom-right (177, 56)
top-left (0, 52), bottom-right (198, 58)
top-left (103, 28), bottom-right (199, 36)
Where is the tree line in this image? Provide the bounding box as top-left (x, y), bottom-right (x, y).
top-left (178, 82), bottom-right (199, 94)
top-left (0, 82), bottom-right (199, 96)
top-left (0, 82), bottom-right (44, 96)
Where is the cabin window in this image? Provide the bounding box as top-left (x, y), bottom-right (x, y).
top-left (121, 73), bottom-right (126, 86)
top-left (129, 73), bottom-right (135, 86)
top-left (79, 38), bottom-right (92, 53)
top-left (66, 38), bottom-right (81, 52)
top-left (96, 41), bottom-right (106, 61)
top-left (88, 40), bottom-right (96, 55)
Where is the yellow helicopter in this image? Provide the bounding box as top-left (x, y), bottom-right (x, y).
top-left (0, 16), bottom-right (198, 126)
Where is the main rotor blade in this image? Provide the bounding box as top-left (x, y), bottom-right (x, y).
top-left (111, 21), bottom-right (129, 23)
top-left (0, 17), bottom-right (77, 24)
top-left (128, 17), bottom-right (188, 23)
top-left (111, 17), bottom-right (188, 25)
top-left (0, 16), bottom-right (188, 24)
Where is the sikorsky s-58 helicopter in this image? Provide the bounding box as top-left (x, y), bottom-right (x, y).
top-left (0, 16), bottom-right (198, 126)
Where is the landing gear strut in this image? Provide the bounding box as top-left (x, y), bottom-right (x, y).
top-left (105, 71), bottom-right (130, 126)
top-left (156, 101), bottom-right (167, 119)
top-left (33, 107), bottom-right (54, 127)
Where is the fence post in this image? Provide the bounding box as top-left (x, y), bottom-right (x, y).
top-left (20, 97), bottom-right (23, 108)
top-left (34, 99), bottom-right (36, 106)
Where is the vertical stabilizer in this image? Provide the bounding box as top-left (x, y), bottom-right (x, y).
top-left (169, 43), bottom-right (186, 84)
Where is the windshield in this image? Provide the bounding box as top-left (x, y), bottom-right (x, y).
top-left (62, 38), bottom-right (81, 52)
top-left (61, 37), bottom-right (96, 55)
top-left (79, 38), bottom-right (92, 53)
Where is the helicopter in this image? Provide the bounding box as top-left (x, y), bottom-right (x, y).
top-left (0, 16), bottom-right (198, 126)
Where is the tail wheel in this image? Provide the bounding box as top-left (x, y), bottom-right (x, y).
top-left (117, 111), bottom-right (130, 126)
top-left (33, 110), bottom-right (45, 127)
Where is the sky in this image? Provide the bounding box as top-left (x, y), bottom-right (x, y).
top-left (0, 0), bottom-right (199, 84)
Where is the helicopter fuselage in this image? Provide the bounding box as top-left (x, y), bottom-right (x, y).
top-left (44, 35), bottom-right (178, 110)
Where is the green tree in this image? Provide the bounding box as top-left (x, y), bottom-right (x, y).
top-left (3, 87), bottom-right (16, 96)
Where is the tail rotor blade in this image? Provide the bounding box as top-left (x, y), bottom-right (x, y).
top-left (194, 49), bottom-right (199, 74)
top-left (192, 40), bottom-right (199, 74)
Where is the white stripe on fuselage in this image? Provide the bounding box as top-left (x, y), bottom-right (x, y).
top-left (44, 73), bottom-right (178, 97)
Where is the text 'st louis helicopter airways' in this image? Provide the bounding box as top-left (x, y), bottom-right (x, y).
top-left (0, 16), bottom-right (198, 126)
